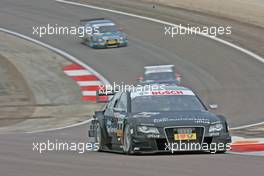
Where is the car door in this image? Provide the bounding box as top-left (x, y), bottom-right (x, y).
top-left (111, 92), bottom-right (128, 146)
top-left (103, 92), bottom-right (122, 143)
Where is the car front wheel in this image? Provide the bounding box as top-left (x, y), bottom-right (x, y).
top-left (123, 124), bottom-right (133, 154)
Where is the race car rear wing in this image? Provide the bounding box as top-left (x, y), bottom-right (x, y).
top-left (80, 18), bottom-right (106, 25)
top-left (144, 65), bottom-right (175, 75)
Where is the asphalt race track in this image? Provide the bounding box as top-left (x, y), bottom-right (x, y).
top-left (0, 0), bottom-right (264, 175)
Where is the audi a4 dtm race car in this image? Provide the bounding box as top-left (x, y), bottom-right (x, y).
top-left (80, 18), bottom-right (128, 48)
top-left (89, 85), bottom-right (231, 154)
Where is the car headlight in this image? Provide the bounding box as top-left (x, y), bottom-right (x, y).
top-left (137, 126), bottom-right (159, 134)
top-left (97, 38), bottom-right (104, 42)
top-left (209, 123), bottom-right (223, 133)
top-left (119, 36), bottom-right (124, 40)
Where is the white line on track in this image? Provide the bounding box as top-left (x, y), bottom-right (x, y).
top-left (228, 151), bottom-right (264, 157)
top-left (230, 121), bottom-right (264, 130)
top-left (26, 119), bottom-right (93, 134)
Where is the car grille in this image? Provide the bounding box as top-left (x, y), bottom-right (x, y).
top-left (164, 126), bottom-right (205, 150)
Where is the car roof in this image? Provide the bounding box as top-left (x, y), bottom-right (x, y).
top-left (144, 65), bottom-right (174, 74)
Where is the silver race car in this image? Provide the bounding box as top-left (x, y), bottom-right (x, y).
top-left (137, 65), bottom-right (182, 85)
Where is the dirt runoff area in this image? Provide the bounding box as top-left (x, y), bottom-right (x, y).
top-left (0, 32), bottom-right (102, 133)
top-left (145, 0), bottom-right (264, 28)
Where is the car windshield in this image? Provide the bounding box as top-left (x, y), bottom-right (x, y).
top-left (144, 72), bottom-right (174, 81)
top-left (98, 25), bottom-right (117, 33)
top-left (131, 95), bottom-right (205, 113)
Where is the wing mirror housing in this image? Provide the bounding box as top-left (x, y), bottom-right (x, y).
top-left (137, 76), bottom-right (144, 82)
top-left (175, 73), bottom-right (182, 83)
top-left (93, 111), bottom-right (104, 119)
top-left (208, 104), bottom-right (218, 110)
top-left (96, 89), bottom-right (115, 103)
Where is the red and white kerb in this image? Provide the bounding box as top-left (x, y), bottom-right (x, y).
top-left (63, 64), bottom-right (107, 102)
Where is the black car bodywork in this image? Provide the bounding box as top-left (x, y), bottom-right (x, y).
top-left (89, 86), bottom-right (231, 154)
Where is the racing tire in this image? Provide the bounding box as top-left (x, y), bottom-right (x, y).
top-left (95, 122), bottom-right (103, 152)
top-left (123, 124), bottom-right (133, 155)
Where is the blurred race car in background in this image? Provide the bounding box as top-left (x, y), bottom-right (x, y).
top-left (80, 18), bottom-right (128, 48)
top-left (89, 85), bottom-right (231, 154)
top-left (137, 65), bottom-right (182, 85)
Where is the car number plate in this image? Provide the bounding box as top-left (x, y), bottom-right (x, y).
top-left (174, 133), bottom-right (197, 141)
top-left (107, 40), bottom-right (117, 44)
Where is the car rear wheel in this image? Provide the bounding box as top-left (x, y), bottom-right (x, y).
top-left (123, 125), bottom-right (133, 154)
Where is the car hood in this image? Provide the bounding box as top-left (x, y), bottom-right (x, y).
top-left (131, 111), bottom-right (220, 127)
top-left (95, 31), bottom-right (124, 38)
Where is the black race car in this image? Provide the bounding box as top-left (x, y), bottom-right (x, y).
top-left (89, 85), bottom-right (231, 154)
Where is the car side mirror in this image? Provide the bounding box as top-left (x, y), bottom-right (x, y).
top-left (175, 73), bottom-right (182, 83)
top-left (96, 89), bottom-right (115, 103)
top-left (137, 76), bottom-right (144, 81)
top-left (94, 111), bottom-right (104, 119)
top-left (208, 104), bottom-right (218, 110)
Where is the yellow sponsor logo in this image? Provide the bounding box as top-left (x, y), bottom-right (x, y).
top-left (116, 130), bottom-right (123, 137)
top-left (174, 133), bottom-right (197, 141)
top-left (107, 40), bottom-right (117, 45)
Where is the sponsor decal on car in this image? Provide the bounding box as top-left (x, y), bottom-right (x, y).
top-left (153, 118), bottom-right (210, 124)
top-left (151, 90), bottom-right (195, 96)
